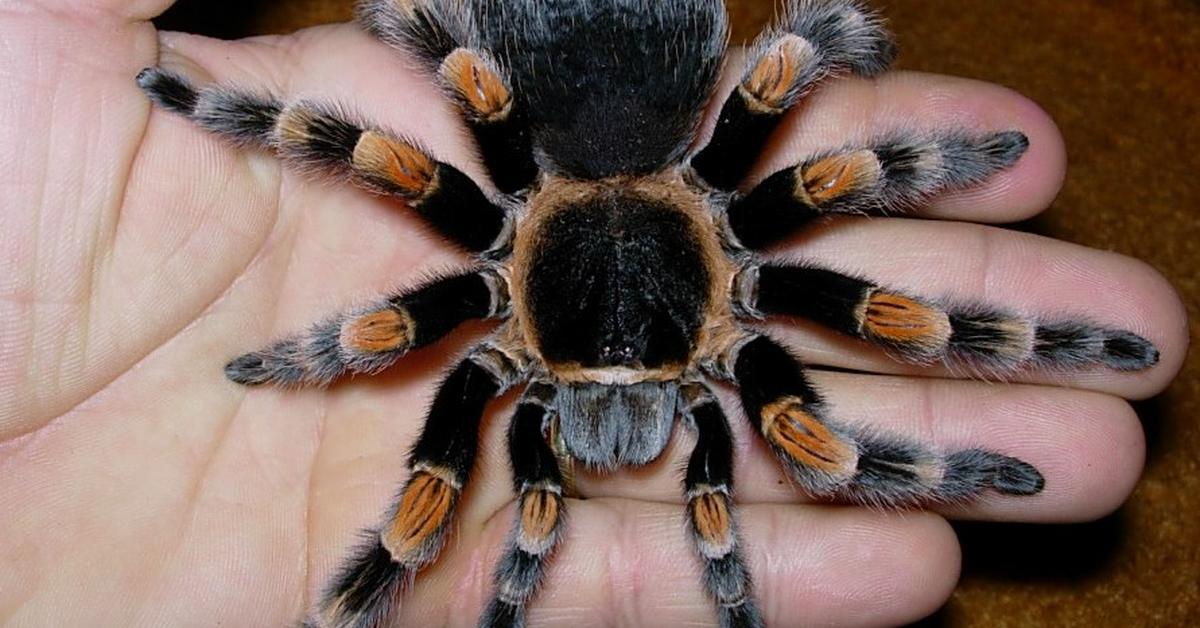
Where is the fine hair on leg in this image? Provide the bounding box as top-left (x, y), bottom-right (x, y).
top-left (311, 347), bottom-right (518, 628)
top-left (679, 383), bottom-right (764, 628)
top-left (136, 67), bottom-right (509, 251)
top-left (225, 269), bottom-right (509, 388)
top-left (728, 334), bottom-right (1045, 507)
top-left (725, 130), bottom-right (1029, 249)
top-left (480, 384), bottom-right (567, 628)
top-left (736, 263), bottom-right (1159, 373)
top-left (692, 0), bottom-right (895, 190)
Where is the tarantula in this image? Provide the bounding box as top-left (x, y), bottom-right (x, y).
top-left (136, 0), bottom-right (1158, 626)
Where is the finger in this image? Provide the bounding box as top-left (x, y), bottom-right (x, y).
top-left (0, 0), bottom-right (204, 437)
top-left (723, 67), bottom-right (1067, 224)
top-left (82, 0), bottom-right (177, 22)
top-left (568, 372), bottom-right (1143, 524)
top-left (388, 500), bottom-right (959, 628)
top-left (767, 217), bottom-right (1186, 398)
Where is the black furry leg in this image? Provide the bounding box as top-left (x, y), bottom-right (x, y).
top-left (311, 347), bottom-right (519, 628)
top-left (725, 334), bottom-right (1045, 506)
top-left (692, 0), bottom-right (895, 190)
top-left (135, 67), bottom-right (508, 251)
top-left (734, 263), bottom-right (1159, 373)
top-left (680, 385), bottom-right (764, 628)
top-left (437, 47), bottom-right (537, 194)
top-left (225, 268), bottom-right (509, 387)
top-left (726, 130), bottom-right (1029, 249)
top-left (356, 0), bottom-right (461, 65)
top-left (359, 0), bottom-right (537, 193)
top-left (481, 384), bottom-right (566, 628)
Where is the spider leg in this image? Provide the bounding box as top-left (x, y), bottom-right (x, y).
top-left (225, 268), bottom-right (508, 387)
top-left (434, 48), bottom-right (536, 195)
top-left (725, 130), bottom-right (1029, 249)
top-left (680, 384), bottom-right (764, 628)
top-left (135, 68), bottom-right (508, 252)
top-left (312, 345), bottom-right (521, 628)
top-left (358, 1), bottom-right (537, 193)
top-left (721, 334), bottom-right (1045, 506)
top-left (734, 263), bottom-right (1159, 373)
top-left (481, 384), bottom-right (566, 628)
top-left (692, 0), bottom-right (895, 190)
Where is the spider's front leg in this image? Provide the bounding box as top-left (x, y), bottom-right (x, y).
top-left (735, 263), bottom-right (1159, 373)
top-left (312, 344), bottom-right (522, 628)
top-left (726, 334), bottom-right (1045, 506)
top-left (358, 0), bottom-right (538, 194)
top-left (135, 68), bottom-right (508, 252)
top-left (480, 384), bottom-right (566, 628)
top-left (725, 130), bottom-right (1029, 249)
top-left (225, 268), bottom-right (508, 387)
top-left (680, 384), bottom-right (764, 628)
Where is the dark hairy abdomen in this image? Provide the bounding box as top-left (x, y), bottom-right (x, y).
top-left (478, 0), bottom-right (728, 178)
top-left (524, 193), bottom-right (711, 369)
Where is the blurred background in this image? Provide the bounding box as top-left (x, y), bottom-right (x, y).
top-left (156, 1), bottom-right (1198, 625)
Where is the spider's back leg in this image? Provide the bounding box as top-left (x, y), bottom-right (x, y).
top-left (680, 384), bottom-right (764, 628)
top-left (726, 130), bottom-right (1029, 249)
top-left (312, 342), bottom-right (523, 628)
top-left (722, 334), bottom-right (1045, 506)
top-left (736, 262), bottom-right (1159, 373)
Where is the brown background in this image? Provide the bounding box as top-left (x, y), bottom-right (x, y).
top-left (155, 1), bottom-right (1199, 626)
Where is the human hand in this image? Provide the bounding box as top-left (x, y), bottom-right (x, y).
top-left (0, 1), bottom-right (1187, 626)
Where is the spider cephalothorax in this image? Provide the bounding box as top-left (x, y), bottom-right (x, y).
top-left (137, 1), bottom-right (1159, 626)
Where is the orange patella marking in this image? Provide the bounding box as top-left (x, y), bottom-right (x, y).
top-left (743, 34), bottom-right (814, 112)
top-left (383, 471), bottom-right (457, 561)
top-left (353, 131), bottom-right (437, 198)
top-left (342, 308), bottom-right (414, 353)
top-left (761, 397), bottom-right (856, 474)
top-left (863, 292), bottom-right (951, 345)
top-left (442, 49), bottom-right (513, 122)
top-left (800, 150), bottom-right (882, 204)
top-left (690, 491), bottom-right (733, 550)
top-left (520, 489), bottom-right (561, 545)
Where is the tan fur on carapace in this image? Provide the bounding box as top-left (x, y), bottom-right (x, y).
top-left (505, 169), bottom-right (742, 385)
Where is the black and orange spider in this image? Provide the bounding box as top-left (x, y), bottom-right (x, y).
top-left (136, 1), bottom-right (1158, 626)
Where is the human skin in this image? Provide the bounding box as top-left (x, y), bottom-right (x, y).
top-left (0, 0), bottom-right (1188, 626)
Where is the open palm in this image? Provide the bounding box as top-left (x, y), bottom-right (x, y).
top-left (0, 1), bottom-right (1187, 626)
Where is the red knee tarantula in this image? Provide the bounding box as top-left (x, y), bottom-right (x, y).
top-left (137, 0), bottom-right (1157, 626)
